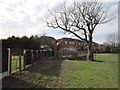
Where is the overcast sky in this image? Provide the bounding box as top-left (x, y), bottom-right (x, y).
top-left (0, 0), bottom-right (119, 44)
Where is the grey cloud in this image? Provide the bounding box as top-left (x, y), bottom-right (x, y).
top-left (5, 7), bottom-right (15, 12)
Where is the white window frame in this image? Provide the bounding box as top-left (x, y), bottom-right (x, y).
top-left (65, 41), bottom-right (67, 44)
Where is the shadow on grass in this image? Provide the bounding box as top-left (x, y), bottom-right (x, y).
top-left (2, 76), bottom-right (46, 88)
top-left (64, 58), bottom-right (106, 63)
top-left (26, 57), bottom-right (63, 77)
top-left (92, 60), bottom-right (106, 62)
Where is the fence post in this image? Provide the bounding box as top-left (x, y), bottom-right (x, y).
top-left (49, 50), bottom-right (51, 58)
top-left (44, 50), bottom-right (46, 57)
top-left (23, 50), bottom-right (26, 69)
top-left (0, 40), bottom-right (1, 90)
top-left (50, 50), bottom-right (52, 58)
top-left (7, 48), bottom-right (11, 76)
top-left (31, 50), bottom-right (34, 65)
top-left (38, 50), bottom-right (40, 61)
top-left (0, 40), bottom-right (2, 74)
top-left (36, 50), bottom-right (38, 61)
top-left (40, 50), bottom-right (43, 60)
top-left (19, 55), bottom-right (21, 73)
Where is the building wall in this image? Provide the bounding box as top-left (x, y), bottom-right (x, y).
top-left (57, 38), bottom-right (99, 52)
top-left (57, 38), bottom-right (87, 51)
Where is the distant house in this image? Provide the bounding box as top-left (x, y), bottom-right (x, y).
top-left (56, 37), bottom-right (99, 52)
top-left (56, 38), bottom-right (87, 51)
top-left (39, 36), bottom-right (99, 52)
top-left (39, 36), bottom-right (56, 50)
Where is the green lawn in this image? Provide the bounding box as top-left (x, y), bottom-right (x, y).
top-left (65, 53), bottom-right (118, 88)
top-left (2, 53), bottom-right (118, 88)
top-left (11, 56), bottom-right (24, 72)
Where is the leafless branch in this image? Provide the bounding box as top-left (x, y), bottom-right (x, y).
top-left (46, 1), bottom-right (113, 43)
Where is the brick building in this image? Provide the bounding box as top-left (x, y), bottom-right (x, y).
top-left (56, 38), bottom-right (87, 51)
top-left (56, 37), bottom-right (99, 52)
top-left (39, 36), bottom-right (99, 52)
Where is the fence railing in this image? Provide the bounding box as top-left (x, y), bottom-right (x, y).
top-left (1, 47), bottom-right (55, 78)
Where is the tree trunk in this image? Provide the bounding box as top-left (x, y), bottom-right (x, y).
top-left (87, 42), bottom-right (94, 61)
top-left (86, 35), bottom-right (94, 61)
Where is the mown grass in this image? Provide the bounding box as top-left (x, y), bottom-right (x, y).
top-left (2, 53), bottom-right (118, 88)
top-left (65, 53), bottom-right (118, 88)
top-left (11, 56), bottom-right (24, 72)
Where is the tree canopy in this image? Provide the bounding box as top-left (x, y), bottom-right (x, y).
top-left (46, 1), bottom-right (112, 61)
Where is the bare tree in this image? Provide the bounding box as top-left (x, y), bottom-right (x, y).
top-left (105, 33), bottom-right (118, 52)
top-left (46, 1), bottom-right (112, 61)
top-left (106, 33), bottom-right (118, 46)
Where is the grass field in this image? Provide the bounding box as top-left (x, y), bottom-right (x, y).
top-left (2, 53), bottom-right (118, 88)
top-left (11, 56), bottom-right (24, 72)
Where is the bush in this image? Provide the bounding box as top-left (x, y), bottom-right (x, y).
top-left (71, 52), bottom-right (79, 59)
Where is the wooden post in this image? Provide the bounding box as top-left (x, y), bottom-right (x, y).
top-left (31, 50), bottom-right (34, 65)
top-left (0, 40), bottom-right (2, 74)
top-left (23, 50), bottom-right (26, 69)
top-left (10, 55), bottom-right (12, 74)
top-left (43, 50), bottom-right (46, 58)
top-left (40, 50), bottom-right (42, 60)
top-left (38, 50), bottom-right (40, 61)
top-left (49, 50), bottom-right (50, 57)
top-left (36, 50), bottom-right (38, 61)
top-left (50, 50), bottom-right (52, 58)
top-left (8, 48), bottom-right (11, 76)
top-left (19, 55), bottom-right (21, 73)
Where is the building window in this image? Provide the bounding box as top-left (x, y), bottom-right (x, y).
top-left (65, 41), bottom-right (67, 44)
top-left (76, 42), bottom-right (78, 45)
top-left (68, 41), bottom-right (69, 44)
top-left (72, 42), bottom-right (75, 44)
top-left (76, 42), bottom-right (77, 45)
